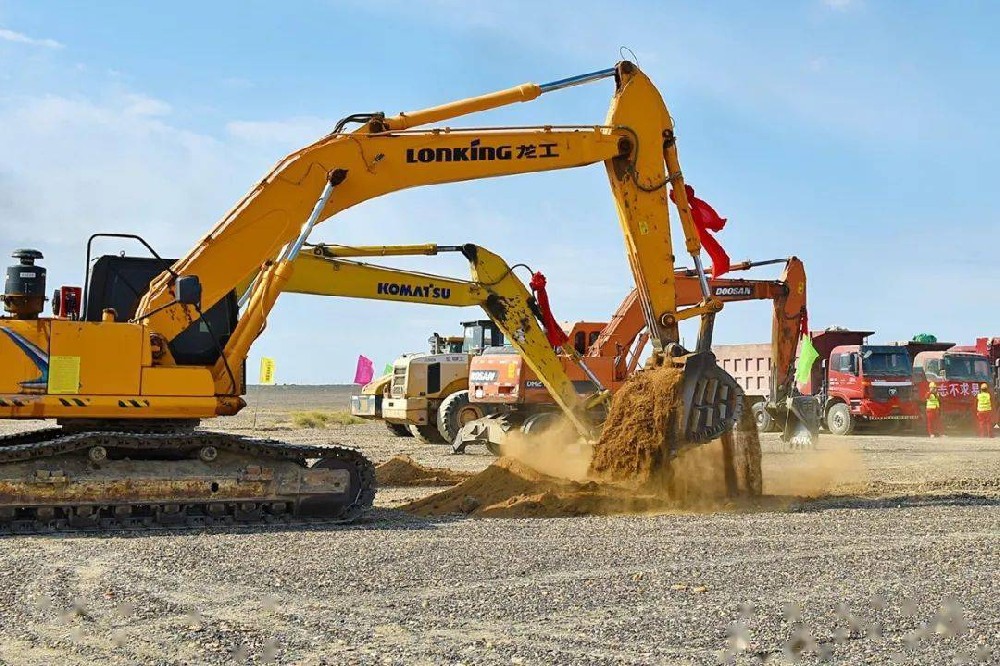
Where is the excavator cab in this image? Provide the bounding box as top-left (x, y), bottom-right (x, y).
top-left (83, 254), bottom-right (239, 367)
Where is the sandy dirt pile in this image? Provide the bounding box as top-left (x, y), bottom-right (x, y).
top-left (375, 455), bottom-right (474, 487)
top-left (402, 456), bottom-right (668, 518)
top-left (403, 366), bottom-right (760, 517)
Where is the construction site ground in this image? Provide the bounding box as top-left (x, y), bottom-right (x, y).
top-left (0, 385), bottom-right (996, 665)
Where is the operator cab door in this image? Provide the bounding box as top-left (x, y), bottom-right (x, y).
top-left (85, 255), bottom-right (238, 366)
top-left (828, 351), bottom-right (859, 395)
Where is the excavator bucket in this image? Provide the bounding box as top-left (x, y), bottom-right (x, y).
top-left (781, 395), bottom-right (821, 448)
top-left (678, 352), bottom-right (745, 444)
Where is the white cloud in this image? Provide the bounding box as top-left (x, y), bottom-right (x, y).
top-left (123, 93), bottom-right (172, 117)
top-left (225, 117), bottom-right (334, 145)
top-left (0, 27), bottom-right (63, 49)
top-left (0, 92), bottom-right (239, 279)
top-left (822, 0), bottom-right (857, 10)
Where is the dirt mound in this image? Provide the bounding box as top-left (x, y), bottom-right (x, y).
top-left (402, 365), bottom-right (764, 518)
top-left (402, 457), bottom-right (668, 518)
top-left (375, 455), bottom-right (474, 487)
top-left (589, 365), bottom-right (685, 486)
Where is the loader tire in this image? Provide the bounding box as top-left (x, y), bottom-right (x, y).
top-left (407, 423), bottom-right (448, 445)
top-left (437, 390), bottom-right (492, 444)
top-left (385, 422), bottom-right (413, 438)
top-left (826, 402), bottom-right (854, 436)
top-left (751, 402), bottom-right (775, 433)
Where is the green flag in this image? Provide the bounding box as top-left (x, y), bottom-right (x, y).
top-left (795, 335), bottom-right (820, 384)
top-left (382, 363), bottom-right (393, 377)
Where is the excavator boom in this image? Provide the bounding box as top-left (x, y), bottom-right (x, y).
top-left (287, 243), bottom-right (600, 439)
top-left (130, 61), bottom-right (740, 443)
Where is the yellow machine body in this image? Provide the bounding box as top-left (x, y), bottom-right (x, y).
top-left (0, 318), bottom-right (228, 420)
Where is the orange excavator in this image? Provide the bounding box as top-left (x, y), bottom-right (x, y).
top-left (453, 257), bottom-right (818, 452)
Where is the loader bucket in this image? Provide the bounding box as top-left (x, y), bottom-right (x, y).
top-left (678, 351), bottom-right (744, 444)
top-left (781, 395), bottom-right (821, 448)
top-left (452, 413), bottom-right (512, 456)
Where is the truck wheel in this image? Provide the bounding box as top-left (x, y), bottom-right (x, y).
top-left (751, 402), bottom-right (774, 433)
top-left (826, 403), bottom-right (854, 436)
top-left (407, 423), bottom-right (448, 445)
top-left (437, 390), bottom-right (491, 444)
top-left (385, 422), bottom-right (413, 438)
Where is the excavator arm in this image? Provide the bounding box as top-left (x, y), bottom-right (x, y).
top-left (283, 243), bottom-right (600, 439)
top-left (589, 257), bottom-right (815, 442)
top-left (131, 61), bottom-right (739, 442)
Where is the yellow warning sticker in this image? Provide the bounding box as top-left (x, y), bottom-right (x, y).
top-left (48, 356), bottom-right (81, 395)
top-left (259, 357), bottom-right (276, 385)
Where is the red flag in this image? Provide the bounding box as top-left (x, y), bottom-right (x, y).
top-left (529, 272), bottom-right (569, 348)
top-left (670, 184), bottom-right (731, 278)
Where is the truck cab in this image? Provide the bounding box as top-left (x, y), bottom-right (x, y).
top-left (913, 350), bottom-right (994, 428)
top-left (825, 344), bottom-right (917, 434)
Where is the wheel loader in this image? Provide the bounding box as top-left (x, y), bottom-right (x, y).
top-left (0, 60), bottom-right (751, 531)
top-left (382, 320), bottom-right (503, 443)
top-left (348, 322), bottom-right (499, 441)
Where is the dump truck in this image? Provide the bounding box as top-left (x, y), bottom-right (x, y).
top-left (799, 329), bottom-right (920, 435)
top-left (912, 346), bottom-right (994, 430)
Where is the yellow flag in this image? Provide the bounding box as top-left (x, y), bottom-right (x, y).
top-left (259, 357), bottom-right (276, 385)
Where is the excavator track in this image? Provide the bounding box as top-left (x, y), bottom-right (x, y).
top-left (0, 429), bottom-right (376, 534)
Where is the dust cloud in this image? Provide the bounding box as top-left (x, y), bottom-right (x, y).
top-left (404, 366), bottom-right (767, 518)
top-left (497, 418), bottom-right (593, 482)
top-left (764, 444), bottom-right (868, 497)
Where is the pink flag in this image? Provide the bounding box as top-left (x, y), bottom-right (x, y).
top-left (353, 355), bottom-right (374, 385)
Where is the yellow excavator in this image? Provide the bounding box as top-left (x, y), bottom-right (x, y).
top-left (0, 61), bottom-right (745, 530)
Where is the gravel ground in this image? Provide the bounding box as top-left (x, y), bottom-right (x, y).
top-left (0, 386), bottom-right (996, 665)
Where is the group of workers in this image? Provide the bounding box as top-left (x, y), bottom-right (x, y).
top-left (925, 382), bottom-right (994, 437)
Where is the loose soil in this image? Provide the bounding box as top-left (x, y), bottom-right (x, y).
top-left (588, 365), bottom-right (685, 486)
top-left (375, 455), bottom-right (474, 487)
top-left (404, 366), bottom-right (765, 517)
top-left (402, 457), bottom-right (668, 518)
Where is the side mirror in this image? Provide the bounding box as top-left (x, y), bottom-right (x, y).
top-left (175, 275), bottom-right (202, 308)
top-left (849, 354), bottom-right (859, 375)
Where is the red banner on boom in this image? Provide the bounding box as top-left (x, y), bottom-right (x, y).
top-left (529, 272), bottom-right (569, 348)
top-left (670, 184), bottom-right (731, 278)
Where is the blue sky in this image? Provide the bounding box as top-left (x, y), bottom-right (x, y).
top-left (1, 0), bottom-right (997, 383)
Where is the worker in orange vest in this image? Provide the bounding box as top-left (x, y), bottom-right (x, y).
top-left (975, 384), bottom-right (993, 438)
top-left (925, 382), bottom-right (942, 437)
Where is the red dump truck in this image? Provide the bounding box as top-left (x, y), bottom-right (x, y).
top-left (913, 337), bottom-right (999, 431)
top-left (967, 337), bottom-right (1000, 392)
top-left (799, 329), bottom-right (921, 435)
top-left (912, 349), bottom-right (991, 429)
